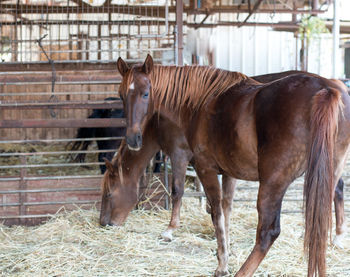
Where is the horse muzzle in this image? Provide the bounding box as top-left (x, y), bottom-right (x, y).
top-left (125, 132), bottom-right (142, 151)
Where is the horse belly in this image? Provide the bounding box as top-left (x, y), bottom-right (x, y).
top-left (217, 136), bottom-right (259, 181)
top-left (212, 105), bottom-right (259, 181)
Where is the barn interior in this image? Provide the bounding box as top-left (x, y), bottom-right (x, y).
top-left (0, 0), bottom-right (350, 275)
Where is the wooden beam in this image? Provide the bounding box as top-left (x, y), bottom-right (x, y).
top-left (0, 118), bottom-right (126, 128)
top-left (0, 101), bottom-right (123, 110)
top-left (0, 4), bottom-right (326, 16)
top-left (0, 61), bottom-right (119, 72)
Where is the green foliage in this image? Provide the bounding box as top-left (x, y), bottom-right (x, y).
top-left (298, 16), bottom-right (329, 43)
top-left (0, 36), bottom-right (11, 51)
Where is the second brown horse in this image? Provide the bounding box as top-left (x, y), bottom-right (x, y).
top-left (117, 55), bottom-right (350, 277)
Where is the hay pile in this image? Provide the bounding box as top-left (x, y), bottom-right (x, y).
top-left (1, 196), bottom-right (349, 276)
top-left (0, 143), bottom-right (101, 176)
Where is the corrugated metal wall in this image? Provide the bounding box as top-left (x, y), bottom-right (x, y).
top-left (186, 13), bottom-right (346, 79)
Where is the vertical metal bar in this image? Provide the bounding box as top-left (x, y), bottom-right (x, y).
top-left (332, 0), bottom-right (340, 78)
top-left (98, 24), bottom-right (102, 60)
top-left (19, 156), bottom-right (27, 225)
top-left (176, 0), bottom-right (183, 66)
top-left (109, 9), bottom-right (112, 61)
top-left (195, 176), bottom-right (205, 210)
top-left (127, 25), bottom-right (131, 59)
top-left (19, 5), bottom-right (23, 62)
top-left (163, 154), bottom-right (169, 210)
top-left (30, 21), bottom-right (33, 61)
top-left (78, 25), bottom-right (82, 60)
top-left (295, 34), bottom-right (298, 70)
top-left (0, 21), bottom-right (3, 59)
top-left (312, 0), bottom-right (319, 10)
top-left (68, 0), bottom-right (72, 61)
top-left (87, 24), bottom-right (90, 61)
top-left (12, 0), bottom-right (19, 61)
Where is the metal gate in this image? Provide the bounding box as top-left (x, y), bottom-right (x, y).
top-left (0, 0), bottom-right (175, 225)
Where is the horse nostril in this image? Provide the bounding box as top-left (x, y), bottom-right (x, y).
top-left (136, 133), bottom-right (142, 145)
top-left (126, 135), bottom-right (133, 146)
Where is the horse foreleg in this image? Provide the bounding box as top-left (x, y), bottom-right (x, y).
top-left (333, 178), bottom-right (347, 248)
top-left (221, 175), bottom-right (236, 250)
top-left (235, 175), bottom-right (289, 277)
top-left (161, 155), bottom-right (188, 241)
top-left (197, 167), bottom-right (229, 277)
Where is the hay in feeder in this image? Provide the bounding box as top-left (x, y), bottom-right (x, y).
top-left (0, 193), bottom-right (349, 277)
top-left (0, 142), bottom-right (102, 176)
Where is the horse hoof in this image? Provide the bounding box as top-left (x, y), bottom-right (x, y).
top-left (333, 234), bottom-right (345, 249)
top-left (161, 230), bottom-right (173, 242)
top-left (214, 269), bottom-right (229, 277)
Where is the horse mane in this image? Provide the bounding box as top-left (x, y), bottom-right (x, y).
top-left (150, 65), bottom-right (248, 113)
top-left (121, 64), bottom-right (248, 113)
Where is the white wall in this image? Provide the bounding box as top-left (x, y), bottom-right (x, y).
top-left (212, 26), bottom-right (297, 76)
top-left (185, 10), bottom-right (348, 79)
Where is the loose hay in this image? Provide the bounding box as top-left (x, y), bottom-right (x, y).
top-left (1, 195), bottom-right (350, 277)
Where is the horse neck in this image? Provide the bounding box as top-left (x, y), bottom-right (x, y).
top-left (118, 149), bottom-right (154, 183)
top-left (150, 65), bottom-right (248, 128)
top-left (116, 130), bottom-right (159, 182)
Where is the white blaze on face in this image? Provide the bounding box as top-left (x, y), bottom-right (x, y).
top-left (129, 82), bottom-right (135, 90)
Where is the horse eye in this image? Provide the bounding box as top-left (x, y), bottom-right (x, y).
top-left (143, 91), bottom-right (149, 99)
top-left (106, 192), bottom-right (112, 198)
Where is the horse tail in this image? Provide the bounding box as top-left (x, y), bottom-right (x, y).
top-left (304, 87), bottom-right (342, 277)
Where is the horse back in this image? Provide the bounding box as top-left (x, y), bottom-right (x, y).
top-left (191, 74), bottom-right (350, 181)
top-left (254, 74), bottom-right (350, 172)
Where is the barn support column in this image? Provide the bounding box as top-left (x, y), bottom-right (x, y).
top-left (176, 0), bottom-right (183, 66)
top-left (332, 0), bottom-right (340, 78)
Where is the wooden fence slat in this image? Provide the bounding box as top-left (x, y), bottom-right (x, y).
top-left (0, 118), bottom-right (126, 128)
top-left (0, 101), bottom-right (123, 110)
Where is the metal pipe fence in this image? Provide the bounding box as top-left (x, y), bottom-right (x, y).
top-left (0, 0), bottom-right (174, 64)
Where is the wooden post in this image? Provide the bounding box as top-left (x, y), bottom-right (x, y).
top-left (19, 156), bottom-right (27, 225)
top-left (332, 0), bottom-right (340, 78)
top-left (176, 0), bottom-right (183, 66)
top-left (98, 24), bottom-right (102, 61)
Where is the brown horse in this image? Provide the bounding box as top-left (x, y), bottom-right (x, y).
top-left (99, 113), bottom-right (237, 243)
top-left (117, 55), bottom-right (350, 277)
top-left (99, 68), bottom-right (347, 248)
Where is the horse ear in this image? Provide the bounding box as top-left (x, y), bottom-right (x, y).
top-left (142, 54), bottom-right (153, 74)
top-left (117, 57), bottom-right (129, 76)
top-left (103, 158), bottom-right (115, 174)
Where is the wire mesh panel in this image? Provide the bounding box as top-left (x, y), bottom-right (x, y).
top-left (0, 0), bottom-right (174, 64)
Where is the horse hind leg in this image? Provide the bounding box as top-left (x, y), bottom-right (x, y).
top-left (235, 168), bottom-right (291, 277)
top-left (161, 155), bottom-right (188, 241)
top-left (333, 178), bottom-right (347, 248)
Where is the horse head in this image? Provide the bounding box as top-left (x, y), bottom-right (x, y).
top-left (117, 55), bottom-right (154, 151)
top-left (99, 158), bottom-right (138, 226)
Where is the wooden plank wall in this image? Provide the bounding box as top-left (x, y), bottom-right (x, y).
top-left (0, 173), bottom-right (169, 226)
top-left (0, 70), bottom-right (120, 140)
